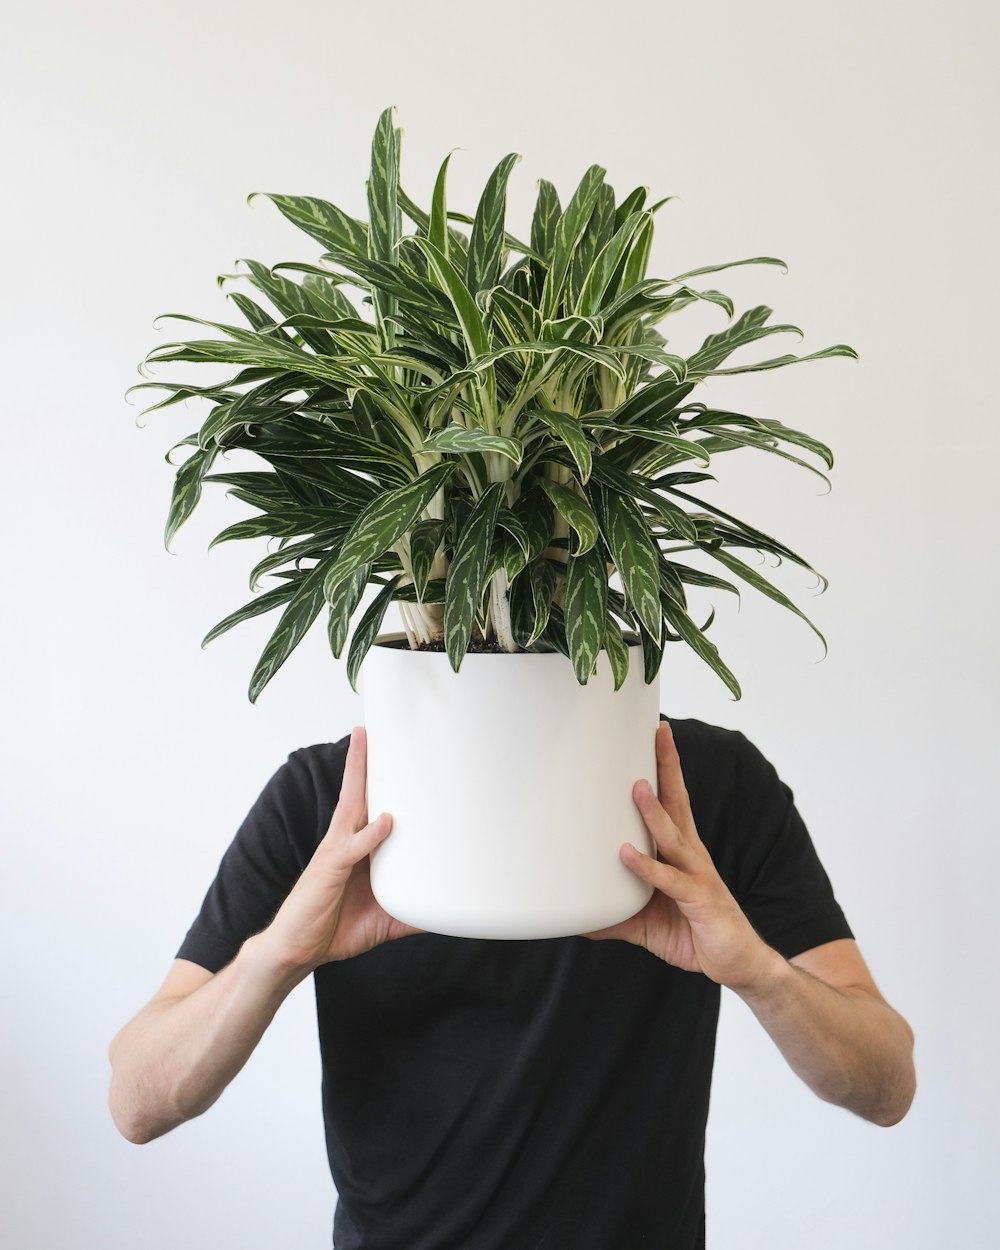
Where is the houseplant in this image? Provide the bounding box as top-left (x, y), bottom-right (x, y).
top-left (131, 105), bottom-right (856, 939)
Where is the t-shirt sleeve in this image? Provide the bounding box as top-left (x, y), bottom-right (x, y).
top-left (174, 750), bottom-right (319, 973)
top-left (731, 731), bottom-right (855, 961)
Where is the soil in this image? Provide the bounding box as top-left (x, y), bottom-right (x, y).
top-left (404, 637), bottom-right (512, 654)
top-left (377, 632), bottom-right (642, 654)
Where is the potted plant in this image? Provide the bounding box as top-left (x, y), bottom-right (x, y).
top-left (131, 105), bottom-right (856, 941)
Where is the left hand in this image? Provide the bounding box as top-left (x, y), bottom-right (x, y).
top-left (580, 720), bottom-right (777, 995)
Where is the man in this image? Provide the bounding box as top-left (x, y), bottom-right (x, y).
top-left (107, 715), bottom-right (916, 1249)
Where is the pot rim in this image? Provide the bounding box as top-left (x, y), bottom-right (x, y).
top-left (371, 629), bottom-right (644, 650)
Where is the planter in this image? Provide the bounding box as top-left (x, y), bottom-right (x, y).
top-left (359, 630), bottom-right (659, 940)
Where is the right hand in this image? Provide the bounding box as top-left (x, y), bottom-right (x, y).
top-left (260, 725), bottom-right (424, 972)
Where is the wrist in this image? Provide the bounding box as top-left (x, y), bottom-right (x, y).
top-left (728, 940), bottom-right (790, 1003)
top-left (241, 930), bottom-right (316, 995)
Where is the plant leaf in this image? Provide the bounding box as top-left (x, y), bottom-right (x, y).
top-left (564, 539), bottom-right (608, 684)
top-left (248, 556), bottom-right (337, 703)
top-left (589, 483), bottom-right (662, 642)
top-left (201, 576), bottom-right (302, 648)
top-left (444, 482), bottom-right (506, 671)
top-left (537, 476), bottom-right (600, 555)
top-left (346, 573), bottom-right (403, 694)
top-left (322, 460), bottom-right (458, 597)
top-left (466, 152), bottom-right (521, 294)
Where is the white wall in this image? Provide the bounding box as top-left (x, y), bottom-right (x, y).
top-left (2, 0), bottom-right (996, 1246)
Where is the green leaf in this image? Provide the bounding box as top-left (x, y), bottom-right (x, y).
top-left (537, 477), bottom-right (600, 555)
top-left (417, 423), bottom-right (523, 465)
top-left (201, 576), bottom-right (302, 648)
top-left (661, 595), bottom-right (742, 700)
top-left (248, 556), bottom-right (336, 703)
top-left (165, 446), bottom-right (219, 552)
top-left (249, 532), bottom-right (343, 591)
top-left (669, 256), bottom-right (788, 283)
top-left (602, 612), bottom-right (631, 692)
top-left (529, 178), bottom-right (561, 303)
top-left (567, 184), bottom-right (615, 313)
top-left (346, 574), bottom-right (403, 695)
top-left (667, 562), bottom-right (741, 601)
top-left (511, 486), bottom-right (555, 561)
top-left (466, 152), bottom-right (521, 294)
top-left (525, 409), bottom-right (594, 483)
top-left (465, 337), bottom-right (627, 383)
top-left (494, 507), bottom-right (532, 562)
top-left (662, 485), bottom-right (829, 591)
top-left (527, 558), bottom-right (557, 645)
top-left (540, 164), bottom-right (608, 319)
top-left (693, 542), bottom-right (828, 656)
top-left (575, 210), bottom-right (650, 317)
top-left (247, 191), bottom-right (368, 253)
top-left (589, 484), bottom-right (662, 642)
top-left (322, 460), bottom-right (458, 597)
top-left (408, 518), bottom-right (447, 600)
top-left (692, 428), bottom-right (831, 490)
top-left (564, 540), bottom-right (609, 684)
top-left (687, 305), bottom-right (802, 372)
top-left (444, 482), bottom-right (505, 671)
top-left (407, 235), bottom-right (491, 360)
top-left (481, 285), bottom-right (543, 348)
top-left (318, 247), bottom-right (455, 324)
top-left (702, 343), bottom-right (859, 377)
top-left (429, 149), bottom-right (457, 258)
top-left (326, 562), bottom-right (372, 658)
top-left (367, 106), bottom-right (402, 350)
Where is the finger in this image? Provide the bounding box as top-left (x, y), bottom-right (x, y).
top-left (333, 725), bottom-right (369, 830)
top-left (654, 721), bottom-right (699, 842)
top-left (621, 840), bottom-right (697, 903)
top-left (632, 777), bottom-right (703, 872)
top-left (319, 809), bottom-right (392, 868)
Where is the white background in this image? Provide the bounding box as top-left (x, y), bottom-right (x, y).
top-left (2, 1), bottom-right (997, 1246)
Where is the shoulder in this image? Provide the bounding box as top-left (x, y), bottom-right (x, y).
top-left (660, 712), bottom-right (775, 783)
top-left (279, 736), bottom-right (354, 847)
top-left (660, 711), bottom-right (745, 772)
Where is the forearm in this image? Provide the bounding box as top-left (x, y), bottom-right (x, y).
top-left (108, 933), bottom-right (308, 1144)
top-left (734, 948), bottom-right (915, 1126)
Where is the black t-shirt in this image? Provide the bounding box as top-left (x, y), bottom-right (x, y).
top-left (176, 713), bottom-right (854, 1250)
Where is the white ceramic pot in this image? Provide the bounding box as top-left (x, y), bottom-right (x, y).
top-left (359, 630), bottom-right (659, 940)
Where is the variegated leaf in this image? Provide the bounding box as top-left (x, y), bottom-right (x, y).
top-left (247, 191), bottom-right (369, 253)
top-left (346, 573), bottom-right (403, 695)
top-left (326, 562), bottom-right (372, 657)
top-left (322, 460), bottom-right (458, 598)
top-left (661, 595), bottom-right (742, 700)
top-left (418, 423), bottom-right (523, 465)
top-left (589, 484), bottom-right (662, 642)
top-left (564, 540), bottom-right (608, 684)
top-left (602, 613), bottom-right (631, 692)
top-left (165, 445), bottom-right (219, 552)
top-left (248, 556), bottom-right (337, 703)
top-left (466, 152), bottom-right (521, 295)
top-left (537, 477), bottom-right (599, 555)
top-left (201, 576), bottom-right (302, 648)
top-left (541, 164), bottom-right (607, 320)
top-left (444, 482), bottom-right (505, 671)
top-left (408, 517), bottom-right (447, 600)
top-left (693, 542), bottom-right (828, 656)
top-left (575, 210), bottom-right (649, 318)
top-left (525, 409), bottom-right (594, 483)
top-left (367, 106), bottom-right (402, 349)
top-left (495, 507), bottom-right (531, 562)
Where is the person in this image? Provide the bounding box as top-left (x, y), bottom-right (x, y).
top-left (107, 714), bottom-right (916, 1249)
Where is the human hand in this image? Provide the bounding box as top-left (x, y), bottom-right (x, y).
top-left (259, 725), bottom-right (424, 973)
top-left (580, 720), bottom-right (775, 994)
